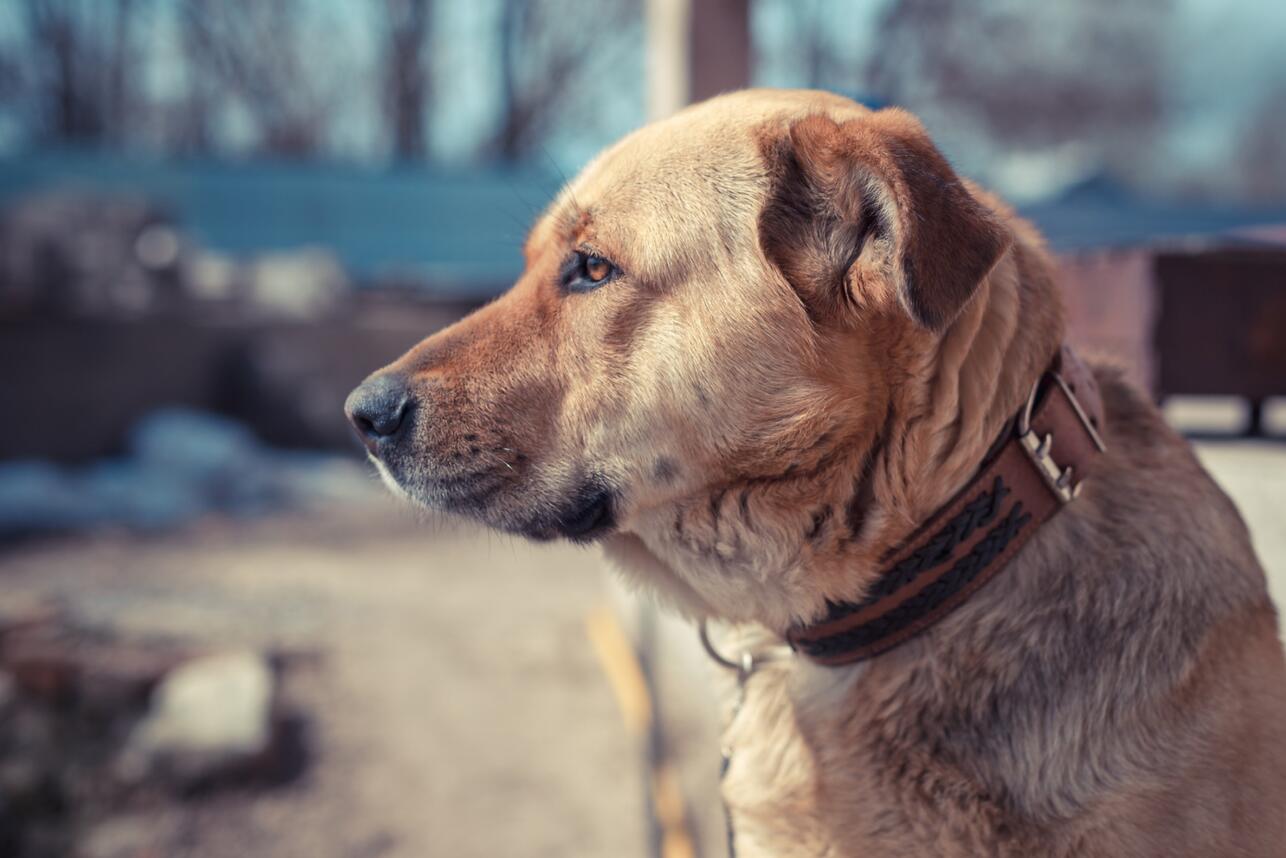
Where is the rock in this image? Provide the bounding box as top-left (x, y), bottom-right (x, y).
top-left (184, 249), bottom-right (241, 302)
top-left (121, 651), bottom-right (274, 788)
top-left (246, 247), bottom-right (347, 319)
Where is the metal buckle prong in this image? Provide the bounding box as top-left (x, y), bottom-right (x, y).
top-left (1019, 429), bottom-right (1081, 503)
top-left (1016, 372), bottom-right (1101, 504)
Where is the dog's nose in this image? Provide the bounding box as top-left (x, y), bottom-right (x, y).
top-left (344, 374), bottom-right (411, 448)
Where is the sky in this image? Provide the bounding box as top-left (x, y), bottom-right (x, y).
top-left (1166, 0), bottom-right (1286, 170)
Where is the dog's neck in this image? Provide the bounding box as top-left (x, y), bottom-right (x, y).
top-left (614, 232), bottom-right (1065, 634)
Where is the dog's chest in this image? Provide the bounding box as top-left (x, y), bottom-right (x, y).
top-left (716, 660), bottom-right (878, 857)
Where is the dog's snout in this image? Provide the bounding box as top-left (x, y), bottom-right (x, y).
top-left (345, 374), bottom-right (412, 449)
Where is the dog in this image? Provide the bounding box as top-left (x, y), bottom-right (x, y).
top-left (345, 89), bottom-right (1286, 856)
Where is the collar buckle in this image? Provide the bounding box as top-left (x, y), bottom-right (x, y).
top-left (1016, 372), bottom-right (1107, 504)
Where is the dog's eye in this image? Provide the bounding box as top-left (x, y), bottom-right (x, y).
top-left (562, 251), bottom-right (619, 292)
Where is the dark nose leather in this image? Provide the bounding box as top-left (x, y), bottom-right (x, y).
top-left (344, 374), bottom-right (411, 449)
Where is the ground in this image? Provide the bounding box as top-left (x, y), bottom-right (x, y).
top-left (0, 509), bottom-right (647, 858)
top-left (0, 436), bottom-right (1283, 858)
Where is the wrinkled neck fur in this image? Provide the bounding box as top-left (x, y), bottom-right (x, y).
top-left (881, 246), bottom-right (1063, 537)
top-left (626, 235), bottom-right (1064, 633)
top-left (752, 243), bottom-right (1068, 699)
top-left (846, 239), bottom-right (1064, 590)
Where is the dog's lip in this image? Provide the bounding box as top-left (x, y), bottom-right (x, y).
top-left (374, 458), bottom-right (511, 508)
top-left (422, 468), bottom-right (500, 490)
top-left (426, 471), bottom-right (511, 507)
top-left (379, 456), bottom-right (617, 544)
top-left (551, 488), bottom-right (616, 543)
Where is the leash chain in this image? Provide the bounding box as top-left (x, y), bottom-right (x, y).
top-left (699, 622), bottom-right (793, 858)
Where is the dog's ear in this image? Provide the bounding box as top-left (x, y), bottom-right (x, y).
top-left (759, 109), bottom-right (1011, 331)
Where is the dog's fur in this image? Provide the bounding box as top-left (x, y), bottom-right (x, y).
top-left (359, 90), bottom-right (1286, 855)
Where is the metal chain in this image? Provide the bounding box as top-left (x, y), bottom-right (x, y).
top-left (698, 621), bottom-right (794, 857)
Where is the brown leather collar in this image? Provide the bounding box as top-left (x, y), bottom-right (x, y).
top-left (787, 345), bottom-right (1107, 666)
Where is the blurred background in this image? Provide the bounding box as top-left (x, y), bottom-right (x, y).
top-left (0, 1), bottom-right (1284, 857)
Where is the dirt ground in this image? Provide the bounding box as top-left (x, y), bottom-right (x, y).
top-left (0, 507), bottom-right (649, 858)
top-left (0, 436), bottom-right (1283, 858)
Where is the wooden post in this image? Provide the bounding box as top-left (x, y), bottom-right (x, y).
top-left (647, 0), bottom-right (751, 120)
top-left (689, 0), bottom-right (751, 104)
top-left (647, 0), bottom-right (691, 120)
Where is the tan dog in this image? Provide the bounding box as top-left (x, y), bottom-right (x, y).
top-left (345, 89), bottom-right (1286, 856)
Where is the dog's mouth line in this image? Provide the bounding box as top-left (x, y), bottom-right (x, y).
top-left (374, 451), bottom-right (618, 544)
top-left (371, 459), bottom-right (511, 507)
top-left (423, 469), bottom-right (506, 490)
top-left (555, 490), bottom-right (616, 543)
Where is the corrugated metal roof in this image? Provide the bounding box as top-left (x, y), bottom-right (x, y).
top-left (1020, 176), bottom-right (1286, 253)
top-left (0, 152), bottom-right (563, 298)
top-left (3, 152), bottom-right (1285, 298)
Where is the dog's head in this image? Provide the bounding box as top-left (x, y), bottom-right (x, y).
top-left (346, 90), bottom-right (1015, 618)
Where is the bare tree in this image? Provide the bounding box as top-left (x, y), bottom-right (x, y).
top-left (865, 0), bottom-right (1170, 159)
top-left (1236, 83), bottom-right (1286, 203)
top-left (24, 0), bottom-right (103, 141)
top-left (792, 0), bottom-right (842, 91)
top-left (179, 0), bottom-right (341, 158)
top-left (381, 0), bottom-right (432, 160)
top-left (107, 0), bottom-right (136, 140)
top-left (17, 0), bottom-right (141, 145)
top-left (5, 0), bottom-right (646, 166)
top-left (488, 0), bottom-right (639, 161)
top-left (165, 6), bottom-right (216, 156)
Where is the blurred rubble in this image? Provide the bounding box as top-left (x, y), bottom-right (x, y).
top-left (0, 189), bottom-right (473, 461)
top-left (244, 249), bottom-right (348, 320)
top-left (0, 506), bottom-right (649, 858)
top-left (120, 651), bottom-right (275, 790)
top-left (0, 193), bottom-right (183, 318)
top-left (0, 602), bottom-right (309, 858)
top-left (0, 191), bottom-right (349, 322)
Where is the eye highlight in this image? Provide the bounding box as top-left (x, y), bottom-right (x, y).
top-left (560, 250), bottom-right (619, 292)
